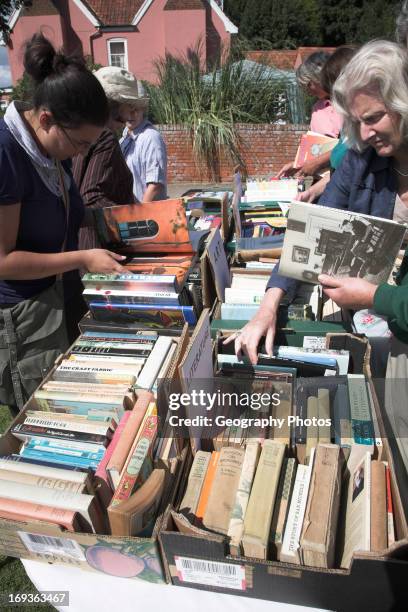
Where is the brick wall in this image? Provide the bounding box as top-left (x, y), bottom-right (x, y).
top-left (158, 123), bottom-right (308, 182)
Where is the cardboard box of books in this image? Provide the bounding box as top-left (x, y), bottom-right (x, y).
top-left (158, 324), bottom-right (408, 610)
top-left (80, 200), bottom-right (226, 331)
top-left (0, 326), bottom-right (191, 583)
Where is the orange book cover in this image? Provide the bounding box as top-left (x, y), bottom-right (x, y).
top-left (0, 497), bottom-right (84, 532)
top-left (94, 199), bottom-right (194, 254)
top-left (294, 131), bottom-right (338, 168)
top-left (195, 451), bottom-right (220, 522)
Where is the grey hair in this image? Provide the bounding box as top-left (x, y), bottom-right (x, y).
top-left (296, 51), bottom-right (331, 89)
top-left (396, 0), bottom-right (408, 46)
top-left (332, 40), bottom-right (408, 151)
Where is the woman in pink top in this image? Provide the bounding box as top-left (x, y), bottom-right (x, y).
top-left (277, 51), bottom-right (343, 178)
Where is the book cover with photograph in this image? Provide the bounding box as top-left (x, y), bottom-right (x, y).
top-left (279, 202), bottom-right (406, 284)
top-left (93, 199), bottom-right (194, 255)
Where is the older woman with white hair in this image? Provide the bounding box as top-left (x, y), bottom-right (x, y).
top-left (229, 40), bottom-right (408, 364)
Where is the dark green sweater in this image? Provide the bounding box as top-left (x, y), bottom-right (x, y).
top-left (374, 247), bottom-right (408, 343)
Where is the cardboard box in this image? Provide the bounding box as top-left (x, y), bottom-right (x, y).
top-left (158, 333), bottom-right (408, 610)
top-left (0, 329), bottom-right (190, 584)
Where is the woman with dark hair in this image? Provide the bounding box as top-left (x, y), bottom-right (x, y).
top-left (0, 33), bottom-right (125, 410)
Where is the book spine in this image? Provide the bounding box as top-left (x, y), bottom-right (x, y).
top-left (8, 454), bottom-right (90, 472)
top-left (317, 388), bottom-right (331, 443)
top-left (22, 416), bottom-right (110, 436)
top-left (0, 468), bottom-right (85, 493)
top-left (110, 410), bottom-right (157, 507)
top-left (280, 449), bottom-right (315, 564)
top-left (13, 423), bottom-right (109, 446)
top-left (347, 375), bottom-right (374, 444)
top-left (83, 289), bottom-right (181, 306)
top-left (106, 392), bottom-right (153, 488)
top-left (136, 336), bottom-right (174, 390)
top-left (179, 451), bottom-right (211, 516)
top-left (269, 458), bottom-right (297, 560)
top-left (71, 344), bottom-right (153, 358)
top-left (385, 464), bottom-right (395, 546)
top-left (24, 436), bottom-right (106, 455)
top-left (333, 385), bottom-right (352, 447)
top-left (20, 447), bottom-right (102, 470)
top-left (228, 442), bottom-right (261, 554)
top-left (95, 411), bottom-right (131, 483)
top-left (0, 497), bottom-right (79, 532)
top-left (0, 456), bottom-right (88, 482)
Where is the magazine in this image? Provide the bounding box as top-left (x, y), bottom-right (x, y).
top-left (278, 202), bottom-right (406, 284)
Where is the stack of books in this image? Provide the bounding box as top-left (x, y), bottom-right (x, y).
top-left (182, 190), bottom-right (233, 241)
top-left (85, 199), bottom-right (200, 328)
top-left (174, 370), bottom-right (393, 570)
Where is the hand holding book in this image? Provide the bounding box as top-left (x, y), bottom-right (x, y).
top-left (318, 275), bottom-right (377, 310)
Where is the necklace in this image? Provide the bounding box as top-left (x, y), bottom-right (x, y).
top-left (393, 165), bottom-right (408, 177)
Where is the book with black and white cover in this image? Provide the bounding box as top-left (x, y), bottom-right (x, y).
top-left (279, 201), bottom-right (406, 284)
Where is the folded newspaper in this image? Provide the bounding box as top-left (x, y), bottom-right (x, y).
top-left (279, 202), bottom-right (406, 284)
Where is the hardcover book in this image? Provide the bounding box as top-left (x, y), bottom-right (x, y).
top-left (279, 201), bottom-right (406, 285)
top-left (294, 131), bottom-right (338, 169)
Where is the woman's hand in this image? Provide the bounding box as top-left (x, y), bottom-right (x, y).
top-left (319, 274), bottom-right (377, 309)
top-left (82, 249), bottom-right (126, 274)
top-left (276, 161), bottom-right (296, 179)
top-left (223, 288), bottom-right (283, 364)
top-left (295, 175), bottom-right (330, 203)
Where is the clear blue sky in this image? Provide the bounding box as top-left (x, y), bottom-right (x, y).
top-left (0, 47), bottom-right (12, 88)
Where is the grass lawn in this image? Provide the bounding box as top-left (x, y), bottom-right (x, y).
top-left (0, 405), bottom-right (54, 611)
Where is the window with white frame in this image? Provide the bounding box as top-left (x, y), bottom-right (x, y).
top-left (107, 39), bottom-right (128, 69)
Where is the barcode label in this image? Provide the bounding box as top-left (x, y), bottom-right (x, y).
top-left (18, 531), bottom-right (85, 561)
top-left (303, 336), bottom-right (326, 349)
top-left (175, 556), bottom-right (246, 590)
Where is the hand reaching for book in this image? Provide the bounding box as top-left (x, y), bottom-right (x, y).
top-left (223, 288), bottom-right (283, 365)
top-left (82, 249), bottom-right (126, 274)
top-left (319, 275), bottom-right (377, 310)
top-left (276, 161), bottom-right (297, 179)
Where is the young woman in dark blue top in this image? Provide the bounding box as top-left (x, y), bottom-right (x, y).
top-left (0, 34), bottom-right (126, 408)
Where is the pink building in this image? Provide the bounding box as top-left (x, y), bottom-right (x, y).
top-left (5, 0), bottom-right (237, 85)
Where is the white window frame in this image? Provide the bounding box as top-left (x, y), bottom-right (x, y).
top-left (107, 38), bottom-right (128, 70)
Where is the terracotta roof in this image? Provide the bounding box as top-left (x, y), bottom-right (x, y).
top-left (83, 0), bottom-right (145, 25)
top-left (21, 0), bottom-right (59, 17)
top-left (246, 50), bottom-right (298, 70)
top-left (164, 0), bottom-right (205, 9)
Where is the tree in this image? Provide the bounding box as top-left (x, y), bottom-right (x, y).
top-left (0, 1), bottom-right (22, 39)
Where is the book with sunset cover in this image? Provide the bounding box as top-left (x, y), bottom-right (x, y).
top-left (294, 131), bottom-right (338, 169)
top-left (93, 199), bottom-right (194, 255)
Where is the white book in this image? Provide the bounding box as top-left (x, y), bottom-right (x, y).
top-left (228, 442), bottom-right (261, 555)
top-left (0, 479), bottom-right (103, 533)
top-left (231, 276), bottom-right (268, 291)
top-left (0, 468), bottom-right (86, 493)
top-left (340, 452), bottom-right (371, 568)
top-left (136, 335), bottom-right (174, 390)
top-left (280, 448), bottom-right (316, 564)
top-left (275, 346), bottom-right (350, 375)
top-left (22, 415), bottom-right (111, 436)
top-left (0, 457), bottom-right (90, 486)
top-left (68, 354), bottom-right (145, 366)
top-left (224, 288), bottom-right (263, 305)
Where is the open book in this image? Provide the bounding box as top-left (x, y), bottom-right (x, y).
top-left (279, 201), bottom-right (406, 284)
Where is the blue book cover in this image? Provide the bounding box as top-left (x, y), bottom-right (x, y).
top-left (20, 448), bottom-right (101, 470)
top-left (90, 302), bottom-right (197, 326)
top-left (9, 454), bottom-right (91, 472)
